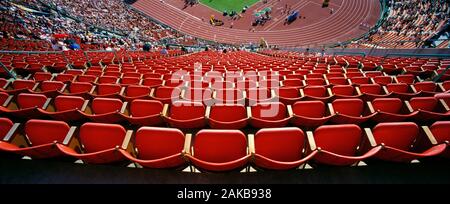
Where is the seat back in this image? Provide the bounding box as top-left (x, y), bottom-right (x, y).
top-left (130, 100), bottom-right (163, 117)
top-left (154, 86), bottom-right (181, 98)
top-left (372, 122), bottom-right (418, 150)
top-left (332, 99), bottom-right (363, 117)
top-left (17, 93), bottom-right (47, 109)
top-left (170, 101), bottom-right (205, 120)
top-left (25, 119), bottom-right (70, 146)
top-left (69, 82), bottom-right (93, 93)
top-left (332, 85), bottom-right (354, 96)
top-left (431, 121), bottom-right (450, 143)
top-left (91, 98), bottom-right (123, 114)
top-left (13, 80), bottom-right (35, 90)
top-left (304, 86), bottom-right (327, 97)
top-left (193, 130), bottom-right (247, 163)
top-left (372, 98), bottom-right (403, 113)
top-left (54, 95), bottom-right (85, 111)
top-left (97, 84), bottom-right (121, 95)
top-left (314, 125), bottom-right (362, 156)
top-left (0, 92), bottom-right (9, 105)
top-left (210, 104), bottom-right (246, 122)
top-left (293, 101), bottom-right (326, 118)
top-left (409, 97), bottom-right (438, 112)
top-left (126, 85), bottom-right (151, 97)
top-left (413, 82), bottom-right (437, 92)
top-left (135, 127), bottom-right (185, 160)
top-left (0, 118), bottom-right (13, 139)
top-left (276, 87), bottom-right (299, 98)
top-left (359, 84), bottom-right (382, 94)
top-left (251, 102), bottom-right (286, 120)
top-left (40, 81), bottom-right (65, 91)
top-left (255, 127), bottom-right (304, 162)
top-left (79, 123), bottom-right (126, 153)
top-left (387, 83), bottom-right (409, 93)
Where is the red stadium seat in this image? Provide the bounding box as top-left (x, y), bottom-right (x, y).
top-left (302, 86), bottom-right (332, 102)
top-left (330, 99), bottom-right (376, 124)
top-left (359, 84), bottom-right (390, 101)
top-left (208, 104), bottom-right (248, 129)
top-left (291, 101), bottom-right (334, 128)
top-left (307, 124), bottom-right (381, 166)
top-left (331, 85), bottom-right (362, 99)
top-left (86, 98), bottom-right (125, 123)
top-left (274, 87), bottom-right (302, 105)
top-left (251, 127), bottom-right (317, 170)
top-left (186, 129), bottom-right (250, 172)
top-left (249, 102), bottom-right (291, 128)
top-left (125, 99), bottom-right (164, 126)
top-left (121, 85), bottom-right (151, 101)
top-left (163, 101), bottom-right (207, 129)
top-left (371, 98), bottom-right (418, 122)
top-left (360, 122), bottom-right (446, 162)
top-left (409, 97), bottom-right (450, 121)
top-left (121, 127), bottom-right (187, 169)
top-left (151, 86), bottom-right (182, 104)
top-left (57, 123), bottom-right (132, 164)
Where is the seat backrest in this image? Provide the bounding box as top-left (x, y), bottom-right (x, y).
top-left (25, 119), bottom-right (70, 146)
top-left (55, 95), bottom-right (85, 111)
top-left (91, 98), bottom-right (123, 114)
top-left (396, 74), bottom-right (415, 84)
top-left (135, 127), bottom-right (185, 160)
top-left (210, 104), bottom-right (247, 122)
top-left (170, 101), bottom-right (205, 120)
top-left (251, 102), bottom-right (286, 120)
top-left (413, 82), bottom-right (436, 92)
top-left (305, 78), bottom-right (326, 86)
top-left (304, 86), bottom-right (326, 97)
top-left (314, 125), bottom-right (362, 156)
top-left (130, 100), bottom-right (163, 117)
top-left (328, 77), bottom-right (348, 85)
top-left (79, 123), bottom-right (126, 153)
top-left (372, 98), bottom-right (403, 113)
top-left (215, 88), bottom-right (244, 101)
top-left (40, 81), bottom-right (65, 91)
top-left (332, 85), bottom-right (354, 96)
top-left (17, 93), bottom-right (47, 109)
top-left (184, 88), bottom-right (213, 101)
top-left (98, 76), bottom-right (117, 84)
top-left (97, 84), bottom-right (121, 95)
top-left (0, 92), bottom-right (9, 106)
top-left (193, 129), bottom-right (247, 163)
top-left (332, 99), bottom-right (363, 116)
top-left (359, 84), bottom-right (382, 94)
top-left (0, 117), bottom-right (13, 139)
top-left (69, 82), bottom-right (93, 93)
top-left (142, 78), bottom-right (163, 87)
top-left (293, 101), bottom-right (326, 118)
top-left (247, 88), bottom-right (272, 100)
top-left (77, 75), bottom-right (97, 83)
top-left (373, 76), bottom-right (392, 85)
top-left (255, 127), bottom-right (305, 162)
top-left (276, 87), bottom-right (299, 98)
top-left (33, 72), bottom-right (52, 81)
top-left (409, 97), bottom-right (438, 112)
top-left (283, 79), bottom-right (302, 87)
top-left (155, 86), bottom-right (181, 98)
top-left (126, 85), bottom-right (150, 97)
top-left (387, 83), bottom-right (409, 93)
top-left (431, 121), bottom-right (450, 143)
top-left (372, 122), bottom-right (418, 150)
top-left (13, 80), bottom-right (35, 90)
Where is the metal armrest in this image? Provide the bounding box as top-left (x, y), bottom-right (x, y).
top-left (246, 106), bottom-right (252, 119)
top-left (421, 126), bottom-right (438, 145)
top-left (404, 101), bottom-right (414, 113)
top-left (120, 102), bottom-right (128, 114)
top-left (363, 128), bottom-right (377, 147)
top-left (121, 130), bottom-right (133, 150)
top-left (205, 106), bottom-right (211, 119)
top-left (328, 103), bottom-right (335, 115)
top-left (287, 105), bottom-right (294, 117)
top-left (306, 131), bottom-right (316, 151)
top-left (183, 133), bottom-right (192, 154)
top-left (81, 100), bottom-right (89, 112)
top-left (62, 126), bottom-right (77, 145)
top-left (3, 123), bottom-right (21, 142)
top-left (248, 134), bottom-right (255, 155)
top-left (162, 104), bottom-right (169, 117)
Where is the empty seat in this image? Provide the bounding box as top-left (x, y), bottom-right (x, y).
top-left (0, 119), bottom-right (74, 159)
top-left (281, 79), bottom-right (304, 88)
top-left (57, 123), bottom-right (132, 164)
top-left (181, 88), bottom-right (214, 105)
top-left (0, 93), bottom-right (50, 118)
top-left (274, 87), bottom-right (302, 105)
top-left (95, 84), bottom-right (122, 97)
top-left (208, 104), bottom-right (248, 129)
top-left (43, 95), bottom-right (87, 121)
top-left (0, 117), bottom-right (13, 139)
top-left (359, 84), bottom-right (390, 101)
top-left (151, 86), bottom-right (182, 104)
top-left (33, 72), bottom-right (52, 82)
top-left (142, 78), bottom-right (163, 88)
top-left (67, 82), bottom-right (93, 98)
top-left (186, 129), bottom-right (250, 172)
top-left (164, 101), bottom-right (207, 129)
top-left (247, 88), bottom-right (274, 105)
top-left (302, 86), bottom-right (332, 102)
top-left (121, 127), bottom-right (187, 168)
top-left (413, 81), bottom-right (441, 95)
top-left (371, 98), bottom-right (418, 122)
top-left (87, 98), bottom-right (125, 123)
top-left (349, 77), bottom-right (371, 85)
top-left (249, 102), bottom-right (291, 128)
top-left (386, 83), bottom-right (419, 100)
top-left (291, 101), bottom-right (334, 128)
top-left (395, 74), bottom-right (416, 84)
top-left (330, 99), bottom-right (376, 124)
top-left (214, 88), bottom-right (245, 105)
top-left (372, 76), bottom-right (392, 86)
top-left (360, 122), bottom-right (446, 162)
top-left (331, 85), bottom-right (361, 99)
top-left (125, 100), bottom-right (164, 126)
top-left (121, 85), bottom-right (151, 101)
top-left (98, 76), bottom-right (118, 84)
top-left (327, 77), bottom-right (350, 86)
top-left (409, 97), bottom-right (450, 121)
top-left (121, 77), bottom-right (141, 85)
top-left (252, 127), bottom-right (317, 170)
top-left (77, 75), bottom-right (97, 83)
top-left (307, 124), bottom-right (381, 166)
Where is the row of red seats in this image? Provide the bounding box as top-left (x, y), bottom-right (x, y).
top-left (0, 118), bottom-right (448, 171)
top-left (1, 92), bottom-right (448, 128)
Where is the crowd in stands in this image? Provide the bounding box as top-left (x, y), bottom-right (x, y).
top-left (358, 0), bottom-right (450, 48)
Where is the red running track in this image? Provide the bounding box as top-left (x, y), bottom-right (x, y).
top-left (131, 0), bottom-right (380, 47)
